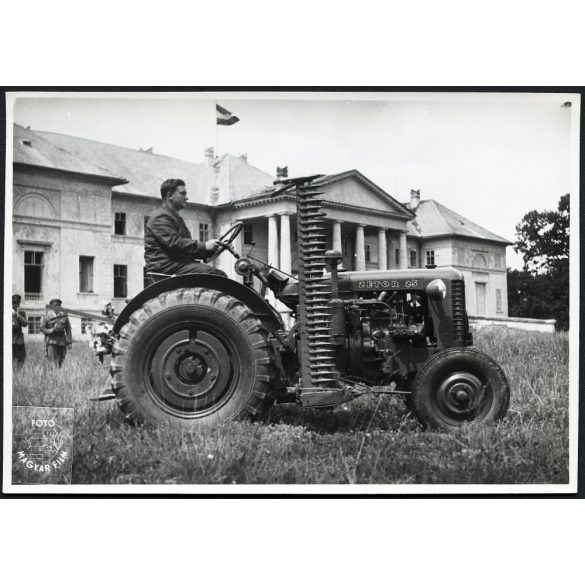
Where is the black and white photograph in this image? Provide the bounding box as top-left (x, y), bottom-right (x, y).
top-left (2, 90), bottom-right (579, 493)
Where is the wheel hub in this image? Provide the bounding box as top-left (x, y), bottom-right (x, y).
top-left (436, 371), bottom-right (487, 420)
top-left (452, 384), bottom-right (471, 403)
top-left (150, 329), bottom-right (234, 412)
top-left (177, 354), bottom-right (206, 384)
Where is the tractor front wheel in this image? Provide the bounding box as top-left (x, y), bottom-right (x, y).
top-left (110, 287), bottom-right (276, 430)
top-left (410, 348), bottom-right (510, 430)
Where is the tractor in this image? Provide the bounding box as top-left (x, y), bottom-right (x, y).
top-left (94, 175), bottom-right (510, 431)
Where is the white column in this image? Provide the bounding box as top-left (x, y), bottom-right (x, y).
top-left (332, 220), bottom-right (344, 269)
top-left (399, 231), bottom-right (408, 269)
top-left (378, 228), bottom-right (387, 270)
top-left (267, 214), bottom-right (279, 269)
top-left (278, 213), bottom-right (293, 328)
top-left (279, 213), bottom-right (291, 274)
top-left (355, 224), bottom-right (366, 271)
top-left (332, 220), bottom-right (342, 252)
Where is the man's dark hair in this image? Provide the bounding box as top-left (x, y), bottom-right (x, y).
top-left (160, 179), bottom-right (185, 200)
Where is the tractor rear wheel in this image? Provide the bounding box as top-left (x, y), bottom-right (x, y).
top-left (110, 287), bottom-right (276, 430)
top-left (410, 348), bottom-right (510, 430)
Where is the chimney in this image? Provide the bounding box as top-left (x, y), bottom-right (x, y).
top-left (410, 189), bottom-right (421, 211)
top-left (276, 166), bottom-right (289, 179)
top-left (239, 153), bottom-right (248, 163)
top-left (204, 147), bottom-right (215, 165)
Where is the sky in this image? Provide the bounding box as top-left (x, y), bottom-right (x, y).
top-left (12, 92), bottom-right (575, 270)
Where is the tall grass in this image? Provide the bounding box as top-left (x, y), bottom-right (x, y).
top-left (11, 328), bottom-right (569, 484)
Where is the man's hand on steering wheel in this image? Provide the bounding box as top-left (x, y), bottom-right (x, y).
top-left (204, 222), bottom-right (244, 263)
top-left (205, 239), bottom-right (222, 254)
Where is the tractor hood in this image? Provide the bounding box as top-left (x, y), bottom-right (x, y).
top-left (280, 267), bottom-right (464, 303)
top-left (341, 267), bottom-right (464, 292)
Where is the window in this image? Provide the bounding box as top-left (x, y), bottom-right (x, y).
top-left (409, 250), bottom-right (417, 267)
top-left (24, 250), bottom-right (43, 300)
top-left (113, 264), bottom-right (128, 298)
top-left (496, 289), bottom-right (503, 313)
top-left (364, 244), bottom-right (371, 263)
top-left (395, 248), bottom-right (400, 267)
top-left (244, 224), bottom-right (254, 245)
top-left (28, 316), bottom-right (42, 334)
top-left (199, 222), bottom-right (209, 242)
top-left (114, 212), bottom-right (126, 235)
top-left (81, 318), bottom-right (93, 334)
top-left (144, 216), bottom-right (150, 234)
top-left (426, 250), bottom-right (435, 266)
top-left (79, 256), bottom-right (94, 293)
top-left (476, 282), bottom-right (486, 315)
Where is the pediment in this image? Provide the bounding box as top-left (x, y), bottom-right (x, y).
top-left (318, 172), bottom-right (412, 217)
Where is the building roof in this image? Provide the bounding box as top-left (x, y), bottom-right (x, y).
top-left (13, 124), bottom-right (274, 204)
top-left (406, 199), bottom-right (511, 245)
top-left (13, 124), bottom-right (127, 183)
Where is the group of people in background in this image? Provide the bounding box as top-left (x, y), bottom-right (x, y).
top-left (12, 295), bottom-right (116, 370)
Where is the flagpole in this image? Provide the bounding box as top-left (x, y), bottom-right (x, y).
top-left (215, 101), bottom-right (218, 159)
top-left (213, 102), bottom-right (219, 203)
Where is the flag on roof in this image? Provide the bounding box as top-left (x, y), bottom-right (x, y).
top-left (216, 104), bottom-right (240, 126)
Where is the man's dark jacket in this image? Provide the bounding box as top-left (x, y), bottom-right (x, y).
top-left (145, 207), bottom-right (208, 272)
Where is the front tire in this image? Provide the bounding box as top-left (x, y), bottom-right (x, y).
top-left (110, 287), bottom-right (276, 430)
top-left (410, 348), bottom-right (510, 430)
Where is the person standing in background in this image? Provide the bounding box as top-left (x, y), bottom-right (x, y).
top-left (41, 299), bottom-right (72, 367)
top-left (12, 294), bottom-right (28, 369)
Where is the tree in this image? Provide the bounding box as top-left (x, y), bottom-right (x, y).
top-left (508, 195), bottom-right (570, 330)
top-left (507, 268), bottom-right (569, 330)
top-left (514, 194), bottom-right (569, 274)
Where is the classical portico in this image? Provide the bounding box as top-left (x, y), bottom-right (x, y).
top-left (215, 171), bottom-right (414, 281)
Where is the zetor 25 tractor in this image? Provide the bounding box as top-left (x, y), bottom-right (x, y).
top-left (99, 175), bottom-right (510, 431)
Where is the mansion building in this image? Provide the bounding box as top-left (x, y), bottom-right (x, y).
top-left (11, 124), bottom-right (510, 335)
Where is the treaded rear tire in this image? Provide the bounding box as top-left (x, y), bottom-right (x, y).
top-left (411, 347), bottom-right (510, 431)
top-left (110, 287), bottom-right (276, 430)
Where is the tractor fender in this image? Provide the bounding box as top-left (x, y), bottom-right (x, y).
top-left (113, 274), bottom-right (284, 335)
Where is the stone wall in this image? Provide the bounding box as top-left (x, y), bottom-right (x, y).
top-left (469, 315), bottom-right (556, 333)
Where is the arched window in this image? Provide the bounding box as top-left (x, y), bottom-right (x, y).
top-left (14, 193), bottom-right (55, 219)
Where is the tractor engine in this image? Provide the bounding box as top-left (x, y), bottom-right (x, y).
top-left (280, 263), bottom-right (473, 395)
top-left (341, 290), bottom-right (430, 384)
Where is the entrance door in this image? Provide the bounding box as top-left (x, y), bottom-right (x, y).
top-left (341, 233), bottom-right (354, 270)
top-left (475, 282), bottom-right (486, 315)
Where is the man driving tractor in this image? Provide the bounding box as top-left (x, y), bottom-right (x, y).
top-left (144, 178), bottom-right (226, 277)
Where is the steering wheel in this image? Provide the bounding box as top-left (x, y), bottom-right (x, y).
top-left (206, 221), bottom-right (244, 263)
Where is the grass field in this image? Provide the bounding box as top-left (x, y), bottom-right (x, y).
top-left (11, 328), bottom-right (569, 485)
